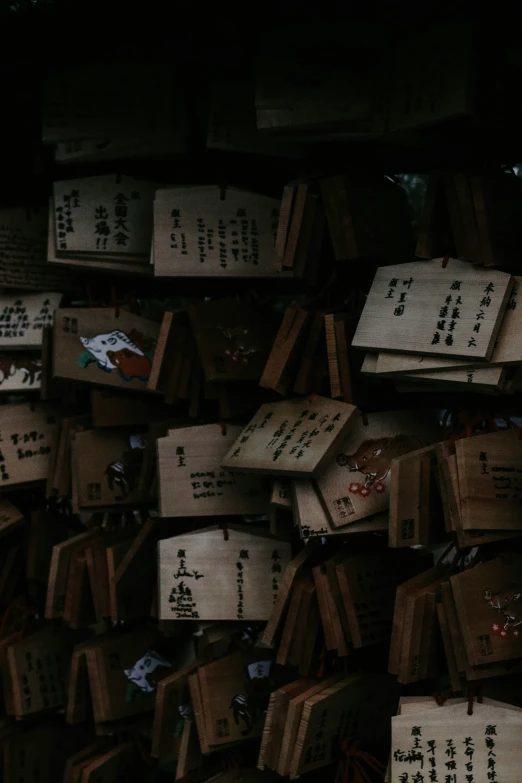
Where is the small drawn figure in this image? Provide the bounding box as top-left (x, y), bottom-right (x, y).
top-left (123, 650), bottom-right (172, 694)
top-left (15, 358), bottom-right (42, 385)
top-left (106, 348), bottom-right (151, 381)
top-left (0, 357), bottom-right (42, 386)
top-left (229, 693), bottom-right (253, 735)
top-left (218, 324), bottom-right (262, 364)
top-left (104, 446), bottom-right (143, 501)
top-left (336, 435), bottom-right (423, 488)
top-left (484, 584), bottom-right (522, 633)
top-left (78, 329), bottom-right (154, 381)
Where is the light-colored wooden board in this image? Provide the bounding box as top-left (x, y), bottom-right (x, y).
top-left (53, 174), bottom-right (157, 256)
top-left (289, 675), bottom-right (363, 778)
top-left (0, 402), bottom-right (58, 488)
top-left (376, 277), bottom-right (522, 375)
top-left (153, 186), bottom-right (288, 277)
top-left (0, 206), bottom-right (78, 291)
top-left (52, 308), bottom-right (160, 391)
top-left (157, 425), bottom-right (270, 517)
top-left (315, 410), bottom-right (440, 527)
top-left (47, 200), bottom-right (151, 276)
top-left (456, 429), bottom-right (522, 530)
top-left (221, 395), bottom-right (358, 477)
top-left (158, 526), bottom-right (291, 621)
top-left (352, 259), bottom-right (513, 360)
top-left (392, 701), bottom-right (522, 783)
top-left (260, 541), bottom-right (322, 648)
top-left (276, 675), bottom-right (342, 777)
top-left (0, 293), bottom-right (61, 349)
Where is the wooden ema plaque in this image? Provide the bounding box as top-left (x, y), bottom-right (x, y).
top-left (73, 428), bottom-right (146, 509)
top-left (293, 479), bottom-right (388, 538)
top-left (376, 276), bottom-right (522, 375)
top-left (0, 292), bottom-right (61, 349)
top-left (456, 429), bottom-right (522, 531)
top-left (221, 395), bottom-right (358, 477)
top-left (389, 445), bottom-right (444, 547)
top-left (392, 701), bottom-right (522, 783)
top-left (85, 633), bottom-right (168, 723)
top-left (158, 526), bottom-right (291, 621)
top-left (188, 299), bottom-right (281, 383)
top-left (53, 175), bottom-right (157, 257)
top-left (451, 555), bottom-right (522, 667)
top-left (352, 259), bottom-right (513, 360)
top-left (0, 206), bottom-right (78, 291)
top-left (0, 402), bottom-right (57, 488)
top-left (53, 308), bottom-right (160, 392)
top-left (196, 650), bottom-right (270, 748)
top-left (153, 185), bottom-right (287, 277)
top-left (7, 627), bottom-right (69, 718)
top-left (315, 410), bottom-right (440, 527)
top-left (288, 674), bottom-right (363, 779)
top-left (157, 425), bottom-right (270, 518)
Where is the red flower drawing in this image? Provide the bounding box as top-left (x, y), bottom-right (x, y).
top-left (491, 622), bottom-right (502, 635)
top-left (513, 629), bottom-right (520, 638)
top-left (360, 486), bottom-right (371, 498)
top-left (374, 482), bottom-right (386, 493)
top-left (349, 482), bottom-right (362, 495)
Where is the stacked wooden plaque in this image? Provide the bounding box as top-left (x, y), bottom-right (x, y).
top-left (357, 259), bottom-right (522, 393)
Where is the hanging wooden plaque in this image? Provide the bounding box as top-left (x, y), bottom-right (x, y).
top-left (376, 276), bottom-right (522, 375)
top-left (451, 555), bottom-right (522, 666)
top-left (7, 627), bottom-right (69, 717)
top-left (53, 308), bottom-right (160, 392)
top-left (293, 479), bottom-right (388, 539)
top-left (352, 259), bottom-right (513, 360)
top-left (289, 675), bottom-right (363, 778)
top-left (392, 701), bottom-right (522, 783)
top-left (315, 410), bottom-right (439, 527)
top-left (74, 428), bottom-right (146, 508)
top-left (188, 299), bottom-right (280, 384)
top-left (0, 206), bottom-right (78, 291)
top-left (153, 186), bottom-right (285, 277)
top-left (221, 396), bottom-right (358, 477)
top-left (52, 175), bottom-right (157, 257)
top-left (157, 425), bottom-right (270, 517)
top-left (456, 429), bottom-right (522, 531)
top-left (0, 292), bottom-right (61, 349)
top-left (158, 526), bottom-right (291, 621)
top-left (0, 402), bottom-right (58, 488)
